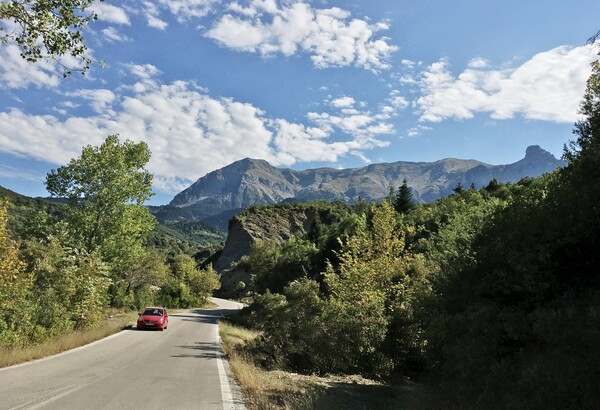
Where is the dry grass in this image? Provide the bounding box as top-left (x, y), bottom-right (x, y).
top-left (219, 321), bottom-right (419, 410)
top-left (0, 310), bottom-right (137, 368)
top-left (219, 321), bottom-right (316, 409)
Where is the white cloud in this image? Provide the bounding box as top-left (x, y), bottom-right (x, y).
top-left (0, 45), bottom-right (60, 89)
top-left (158, 0), bottom-right (219, 21)
top-left (389, 96), bottom-right (409, 110)
top-left (147, 15), bottom-right (169, 30)
top-left (308, 93), bottom-right (400, 140)
top-left (142, 1), bottom-right (169, 30)
top-left (0, 78), bottom-right (391, 194)
top-left (330, 96), bottom-right (355, 108)
top-left (417, 46), bottom-right (596, 124)
top-left (90, 3), bottom-right (130, 25)
top-left (66, 89), bottom-right (116, 114)
top-left (206, 1), bottom-right (398, 71)
top-left (467, 57), bottom-right (489, 68)
top-left (406, 125), bottom-right (432, 138)
top-left (126, 63), bottom-right (162, 80)
top-left (102, 27), bottom-right (131, 42)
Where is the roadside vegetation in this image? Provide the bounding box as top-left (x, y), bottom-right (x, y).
top-left (220, 320), bottom-right (419, 409)
top-left (221, 57), bottom-right (600, 408)
top-left (0, 310), bottom-right (137, 368)
top-left (0, 135), bottom-right (220, 352)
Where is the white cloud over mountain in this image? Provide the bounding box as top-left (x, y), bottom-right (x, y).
top-left (0, 69), bottom-right (396, 193)
top-left (416, 46), bottom-right (596, 124)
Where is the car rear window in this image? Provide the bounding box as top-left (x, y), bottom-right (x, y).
top-left (143, 308), bottom-right (163, 316)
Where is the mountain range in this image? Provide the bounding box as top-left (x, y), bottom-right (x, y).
top-left (161, 145), bottom-right (564, 227)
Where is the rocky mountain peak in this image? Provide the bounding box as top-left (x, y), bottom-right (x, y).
top-left (525, 145), bottom-right (556, 160)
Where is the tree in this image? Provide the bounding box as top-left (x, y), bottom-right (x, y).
top-left (0, 199), bottom-right (33, 345)
top-left (394, 179), bottom-right (415, 214)
top-left (452, 182), bottom-right (464, 194)
top-left (385, 185), bottom-right (396, 206)
top-left (159, 254), bottom-right (219, 307)
top-left (324, 202), bottom-right (418, 376)
top-left (422, 53), bottom-right (600, 408)
top-left (45, 135), bottom-right (155, 281)
top-left (0, 0), bottom-right (101, 75)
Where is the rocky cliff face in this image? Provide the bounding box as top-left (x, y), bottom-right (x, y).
top-left (171, 146), bottom-right (564, 215)
top-left (215, 205), bottom-right (318, 295)
top-left (216, 205), bottom-right (317, 271)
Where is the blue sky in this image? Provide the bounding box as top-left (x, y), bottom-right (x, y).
top-left (0, 0), bottom-right (598, 205)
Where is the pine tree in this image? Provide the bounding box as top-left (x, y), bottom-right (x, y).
top-left (394, 179), bottom-right (414, 213)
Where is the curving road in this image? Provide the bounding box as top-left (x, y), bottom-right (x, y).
top-left (0, 298), bottom-right (246, 410)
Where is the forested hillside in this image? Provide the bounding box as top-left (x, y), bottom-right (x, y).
top-left (226, 59), bottom-right (600, 408)
top-left (0, 136), bottom-right (220, 348)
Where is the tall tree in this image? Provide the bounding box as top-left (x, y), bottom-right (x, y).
top-left (394, 179), bottom-right (414, 214)
top-left (45, 135), bottom-right (155, 278)
top-left (0, 0), bottom-right (101, 75)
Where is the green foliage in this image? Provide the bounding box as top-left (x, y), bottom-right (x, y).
top-left (46, 135), bottom-right (154, 249)
top-left (394, 179), bottom-right (415, 214)
top-left (45, 135), bottom-right (155, 284)
top-left (188, 264), bottom-right (220, 304)
top-left (408, 187), bottom-right (505, 278)
top-left (150, 220), bottom-right (226, 250)
top-left (244, 279), bottom-right (352, 374)
top-left (0, 0), bottom-right (101, 75)
top-left (422, 58), bottom-right (600, 408)
top-left (245, 237), bottom-right (318, 294)
top-left (156, 254), bottom-right (220, 308)
top-left (241, 202), bottom-right (430, 378)
top-left (452, 182), bottom-right (464, 194)
top-left (0, 185), bottom-right (66, 236)
top-left (0, 199), bottom-right (34, 346)
top-left (0, 137), bottom-right (224, 347)
top-left (25, 227), bottom-right (111, 330)
top-left (325, 202), bottom-right (427, 376)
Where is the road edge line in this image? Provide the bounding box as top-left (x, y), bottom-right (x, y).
top-left (0, 329), bottom-right (128, 372)
top-left (216, 321), bottom-right (246, 410)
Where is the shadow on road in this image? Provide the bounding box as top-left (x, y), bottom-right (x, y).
top-left (171, 342), bottom-right (222, 359)
top-left (169, 313), bottom-right (218, 325)
top-left (196, 306), bottom-right (243, 318)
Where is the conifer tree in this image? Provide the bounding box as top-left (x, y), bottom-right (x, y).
top-left (394, 179), bottom-right (414, 213)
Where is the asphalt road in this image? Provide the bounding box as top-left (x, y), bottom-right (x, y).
top-left (0, 298), bottom-right (246, 410)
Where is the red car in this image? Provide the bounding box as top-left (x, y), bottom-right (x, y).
top-left (137, 307), bottom-right (169, 330)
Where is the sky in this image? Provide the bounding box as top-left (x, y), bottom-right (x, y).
top-left (0, 0), bottom-right (598, 205)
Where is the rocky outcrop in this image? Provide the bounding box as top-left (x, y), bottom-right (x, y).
top-left (216, 205), bottom-right (317, 271)
top-left (215, 205), bottom-right (319, 295)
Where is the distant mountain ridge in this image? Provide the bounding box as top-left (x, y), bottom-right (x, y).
top-left (170, 146), bottom-right (564, 216)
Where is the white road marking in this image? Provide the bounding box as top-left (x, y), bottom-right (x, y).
top-left (216, 323), bottom-right (236, 410)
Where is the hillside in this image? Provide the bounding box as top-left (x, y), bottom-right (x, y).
top-left (170, 146), bottom-right (564, 226)
top-left (0, 185), bottom-right (66, 232)
top-left (0, 185), bottom-right (225, 249)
